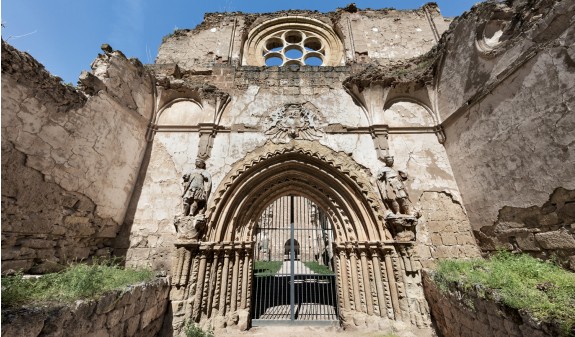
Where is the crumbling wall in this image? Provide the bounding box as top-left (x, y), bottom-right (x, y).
top-left (422, 271), bottom-right (562, 337)
top-left (1, 41), bottom-right (153, 272)
top-left (476, 188), bottom-right (575, 270)
top-left (438, 0), bottom-right (575, 264)
top-left (1, 278), bottom-right (169, 337)
top-left (338, 5), bottom-right (450, 64)
top-left (156, 14), bottom-right (242, 71)
top-left (156, 6), bottom-right (449, 71)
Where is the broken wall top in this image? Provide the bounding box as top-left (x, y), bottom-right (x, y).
top-left (155, 4), bottom-right (450, 73)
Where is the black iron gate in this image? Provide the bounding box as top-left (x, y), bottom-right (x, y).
top-left (252, 195), bottom-right (339, 326)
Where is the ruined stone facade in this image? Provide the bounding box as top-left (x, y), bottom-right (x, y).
top-left (2, 0), bottom-right (574, 335)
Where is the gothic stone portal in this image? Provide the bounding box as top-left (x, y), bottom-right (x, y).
top-left (169, 141), bottom-right (430, 332)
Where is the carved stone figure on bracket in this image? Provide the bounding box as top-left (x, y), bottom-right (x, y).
top-left (376, 155), bottom-right (420, 241)
top-left (174, 158), bottom-right (212, 243)
top-left (376, 155), bottom-right (412, 216)
top-left (182, 158), bottom-right (212, 217)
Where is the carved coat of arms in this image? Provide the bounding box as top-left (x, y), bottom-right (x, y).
top-left (264, 103), bottom-right (325, 143)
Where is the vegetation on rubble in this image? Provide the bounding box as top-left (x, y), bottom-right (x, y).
top-left (1, 259), bottom-right (154, 308)
top-left (434, 251), bottom-right (575, 335)
top-left (184, 320), bottom-right (215, 337)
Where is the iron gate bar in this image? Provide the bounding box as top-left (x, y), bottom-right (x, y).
top-left (252, 195), bottom-right (339, 326)
top-left (290, 194), bottom-right (295, 321)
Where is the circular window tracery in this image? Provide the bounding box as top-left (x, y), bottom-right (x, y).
top-left (244, 17), bottom-right (344, 67)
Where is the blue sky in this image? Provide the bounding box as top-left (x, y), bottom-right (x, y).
top-left (2, 1), bottom-right (479, 84)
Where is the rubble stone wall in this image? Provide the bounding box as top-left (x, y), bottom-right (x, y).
top-left (438, 0), bottom-right (575, 267)
top-left (422, 271), bottom-right (562, 337)
top-left (1, 278), bottom-right (170, 337)
top-left (1, 41), bottom-right (153, 272)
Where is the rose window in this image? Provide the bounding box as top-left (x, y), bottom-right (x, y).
top-left (243, 17), bottom-right (344, 67)
top-left (262, 30), bottom-right (326, 66)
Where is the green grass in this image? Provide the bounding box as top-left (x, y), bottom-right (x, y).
top-left (1, 260), bottom-right (154, 308)
top-left (253, 260), bottom-right (282, 276)
top-left (303, 261), bottom-right (334, 275)
top-left (434, 252), bottom-right (575, 335)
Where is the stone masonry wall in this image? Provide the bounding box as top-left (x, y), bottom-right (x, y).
top-left (422, 271), bottom-right (563, 337)
top-left (1, 278), bottom-right (170, 337)
top-left (1, 41), bottom-right (153, 273)
top-left (438, 0), bottom-right (575, 265)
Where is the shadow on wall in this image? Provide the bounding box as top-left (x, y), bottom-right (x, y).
top-left (113, 143), bottom-right (154, 267)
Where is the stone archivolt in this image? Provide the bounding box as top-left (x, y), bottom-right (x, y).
top-left (205, 140), bottom-right (389, 242)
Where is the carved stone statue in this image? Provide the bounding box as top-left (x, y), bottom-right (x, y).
top-left (376, 155), bottom-right (412, 216)
top-left (182, 158), bottom-right (212, 217)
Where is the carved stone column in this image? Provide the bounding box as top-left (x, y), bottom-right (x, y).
top-left (338, 249), bottom-right (351, 311)
top-left (230, 250), bottom-right (241, 312)
top-left (348, 247), bottom-right (362, 312)
top-left (240, 248), bottom-right (250, 309)
top-left (370, 248), bottom-right (389, 318)
top-left (360, 250), bottom-right (374, 315)
top-left (192, 253), bottom-right (208, 320)
top-left (218, 250), bottom-right (231, 316)
top-left (383, 247), bottom-right (401, 319)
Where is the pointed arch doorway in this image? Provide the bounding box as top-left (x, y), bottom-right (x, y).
top-left (252, 195), bottom-right (338, 325)
top-left (170, 141), bottom-right (417, 332)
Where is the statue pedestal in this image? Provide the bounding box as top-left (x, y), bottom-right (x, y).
top-left (174, 214), bottom-right (206, 244)
top-left (386, 214), bottom-right (417, 242)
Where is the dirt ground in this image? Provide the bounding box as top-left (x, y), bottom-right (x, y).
top-left (215, 324), bottom-right (437, 337)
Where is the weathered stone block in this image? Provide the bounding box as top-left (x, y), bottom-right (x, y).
top-left (535, 229), bottom-right (575, 249)
top-left (106, 308), bottom-right (124, 329)
top-left (441, 234), bottom-right (458, 246)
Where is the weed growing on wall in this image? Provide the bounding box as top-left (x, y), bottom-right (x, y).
top-left (434, 251), bottom-right (575, 335)
top-left (1, 259), bottom-right (154, 308)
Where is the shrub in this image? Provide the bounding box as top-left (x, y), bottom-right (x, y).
top-left (184, 320), bottom-right (214, 337)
